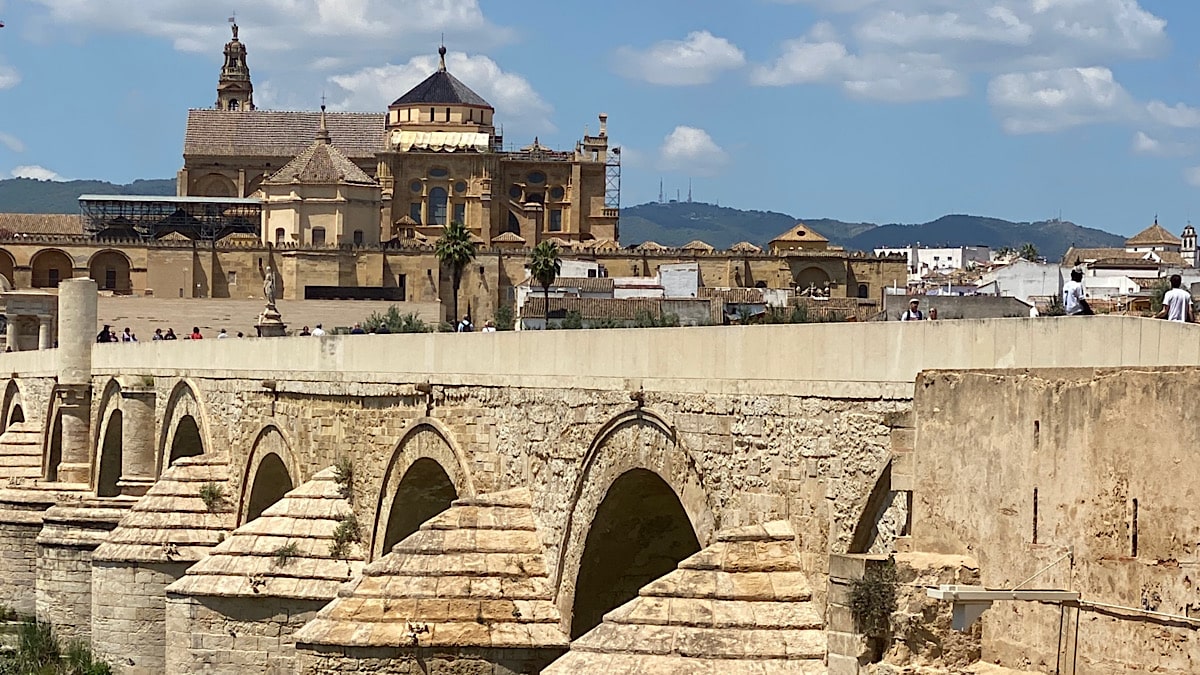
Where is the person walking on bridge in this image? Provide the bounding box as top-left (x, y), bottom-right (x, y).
top-left (1156, 274), bottom-right (1194, 322)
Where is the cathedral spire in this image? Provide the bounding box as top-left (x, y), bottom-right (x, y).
top-left (438, 44), bottom-right (447, 72)
top-left (317, 103), bottom-right (331, 144)
top-left (216, 18), bottom-right (254, 111)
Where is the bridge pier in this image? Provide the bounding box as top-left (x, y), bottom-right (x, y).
top-left (116, 385), bottom-right (156, 497)
top-left (52, 279), bottom-right (97, 486)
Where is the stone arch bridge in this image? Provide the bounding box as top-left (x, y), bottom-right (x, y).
top-left (0, 279), bottom-right (1191, 674)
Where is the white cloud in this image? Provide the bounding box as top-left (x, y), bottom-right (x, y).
top-left (0, 133), bottom-right (25, 153)
top-left (11, 165), bottom-right (66, 181)
top-left (1133, 131), bottom-right (1162, 154)
top-left (754, 0), bottom-right (1168, 117)
top-left (26, 1), bottom-right (515, 115)
top-left (987, 67), bottom-right (1134, 133)
top-left (1146, 101), bottom-right (1200, 129)
top-left (0, 64), bottom-right (20, 90)
top-left (752, 23), bottom-right (967, 102)
top-left (1186, 166), bottom-right (1200, 188)
top-left (614, 31), bottom-right (746, 86)
top-left (657, 126), bottom-right (729, 177)
top-left (330, 52), bottom-right (554, 134)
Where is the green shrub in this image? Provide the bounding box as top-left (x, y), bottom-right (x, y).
top-left (272, 542), bottom-right (300, 568)
top-left (559, 310), bottom-right (583, 330)
top-left (333, 457), bottom-right (354, 500)
top-left (493, 304), bottom-right (515, 331)
top-left (330, 513), bottom-right (361, 560)
top-left (198, 482), bottom-right (225, 512)
top-left (849, 558), bottom-right (898, 640)
top-left (362, 306), bottom-right (432, 333)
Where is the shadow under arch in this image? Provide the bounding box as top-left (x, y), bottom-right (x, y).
top-left (369, 418), bottom-right (475, 560)
top-left (847, 458), bottom-right (895, 555)
top-left (1, 379), bottom-right (24, 432)
top-left (90, 378), bottom-right (124, 497)
top-left (555, 407), bottom-right (717, 637)
top-left (237, 423), bottom-right (302, 525)
top-left (157, 380), bottom-right (212, 476)
top-left (40, 385), bottom-right (64, 482)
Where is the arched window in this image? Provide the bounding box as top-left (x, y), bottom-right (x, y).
top-left (229, 99), bottom-right (240, 111)
top-left (858, 284), bottom-right (870, 299)
top-left (430, 187), bottom-right (448, 226)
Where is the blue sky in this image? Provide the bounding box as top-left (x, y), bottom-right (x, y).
top-left (0, 0), bottom-right (1198, 236)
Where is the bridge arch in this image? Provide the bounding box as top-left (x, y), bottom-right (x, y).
top-left (556, 408), bottom-right (716, 639)
top-left (157, 380), bottom-right (212, 475)
top-left (1, 379), bottom-right (25, 432)
top-left (238, 423), bottom-right (301, 525)
top-left (91, 379), bottom-right (124, 497)
top-left (41, 385), bottom-right (65, 482)
top-left (370, 419), bottom-right (475, 560)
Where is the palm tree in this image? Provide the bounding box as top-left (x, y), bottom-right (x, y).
top-left (529, 241), bottom-right (562, 328)
top-left (434, 221), bottom-right (477, 324)
top-left (1018, 243), bottom-right (1039, 262)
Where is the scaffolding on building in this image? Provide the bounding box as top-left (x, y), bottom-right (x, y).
top-left (605, 147), bottom-right (622, 211)
top-left (78, 195), bottom-right (262, 241)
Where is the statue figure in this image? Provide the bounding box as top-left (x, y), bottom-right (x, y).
top-left (263, 265), bottom-right (278, 308)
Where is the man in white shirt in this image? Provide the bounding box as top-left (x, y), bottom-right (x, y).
top-left (311, 323), bottom-right (326, 336)
top-left (1156, 274), bottom-right (1194, 322)
top-left (900, 298), bottom-right (924, 321)
top-left (1063, 270), bottom-right (1086, 315)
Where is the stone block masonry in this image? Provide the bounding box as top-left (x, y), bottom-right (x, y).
top-left (91, 561), bottom-right (190, 675)
top-left (165, 596), bottom-right (327, 674)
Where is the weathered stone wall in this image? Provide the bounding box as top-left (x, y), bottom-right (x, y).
top-left (297, 645), bottom-right (566, 675)
top-left (912, 368), bottom-right (1200, 675)
top-left (165, 595), bottom-right (326, 674)
top-left (91, 561), bottom-right (189, 674)
top-left (34, 501), bottom-right (126, 643)
top-left (0, 508), bottom-right (42, 615)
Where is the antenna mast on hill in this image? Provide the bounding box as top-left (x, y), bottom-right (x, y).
top-left (659, 179), bottom-right (663, 203)
top-left (688, 179), bottom-right (692, 203)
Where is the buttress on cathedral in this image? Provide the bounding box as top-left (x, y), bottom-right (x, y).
top-left (180, 23), bottom-right (619, 249)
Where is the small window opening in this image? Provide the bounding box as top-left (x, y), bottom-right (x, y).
top-left (1131, 498), bottom-right (1139, 557)
top-left (1032, 488), bottom-right (1039, 544)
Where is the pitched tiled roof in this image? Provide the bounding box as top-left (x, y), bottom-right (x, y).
top-left (771, 221), bottom-right (829, 243)
top-left (729, 241), bottom-right (762, 253)
top-left (0, 421), bottom-right (42, 482)
top-left (184, 110), bottom-right (385, 160)
top-left (92, 455), bottom-right (234, 563)
top-left (543, 521), bottom-right (825, 674)
top-left (492, 232), bottom-right (526, 244)
top-left (1062, 246), bottom-right (1186, 267)
top-left (294, 488), bottom-right (566, 650)
top-left (582, 238), bottom-right (620, 252)
top-left (263, 139), bottom-right (377, 186)
top-left (391, 70), bottom-right (492, 108)
top-left (699, 287), bottom-right (765, 304)
top-left (1126, 221), bottom-right (1181, 247)
top-left (166, 467), bottom-right (365, 600)
top-left (681, 239), bottom-right (714, 252)
top-left (521, 276), bottom-right (615, 293)
top-left (635, 240), bottom-right (667, 251)
top-left (524, 297), bottom-right (662, 320)
top-left (0, 213), bottom-right (83, 235)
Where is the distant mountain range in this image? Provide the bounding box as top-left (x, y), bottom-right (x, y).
top-left (0, 178), bottom-right (175, 213)
top-left (0, 178), bottom-right (1127, 260)
top-left (621, 202), bottom-right (1126, 261)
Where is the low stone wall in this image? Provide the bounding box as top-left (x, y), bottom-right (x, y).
top-left (295, 645), bottom-right (566, 675)
top-left (165, 595), bottom-right (327, 674)
top-left (91, 561), bottom-right (189, 674)
top-left (0, 490), bottom-right (53, 616)
top-left (35, 501), bottom-right (126, 643)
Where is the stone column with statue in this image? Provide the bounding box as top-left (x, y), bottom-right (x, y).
top-left (255, 259), bottom-right (287, 337)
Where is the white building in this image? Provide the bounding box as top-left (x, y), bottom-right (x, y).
top-left (874, 245), bottom-right (991, 275)
top-left (976, 260), bottom-right (1064, 301)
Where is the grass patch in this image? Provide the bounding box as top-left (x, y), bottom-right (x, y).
top-left (198, 482), bottom-right (225, 512)
top-left (330, 513), bottom-right (361, 561)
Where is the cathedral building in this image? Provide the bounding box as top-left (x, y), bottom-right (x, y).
top-left (180, 25), bottom-right (618, 247)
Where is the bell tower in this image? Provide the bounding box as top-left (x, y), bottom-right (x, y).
top-left (1183, 222), bottom-right (1197, 267)
top-left (216, 19), bottom-right (254, 111)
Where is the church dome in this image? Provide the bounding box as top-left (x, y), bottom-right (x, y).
top-left (390, 46), bottom-right (492, 109)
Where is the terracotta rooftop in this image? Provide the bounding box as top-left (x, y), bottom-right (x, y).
top-left (492, 232), bottom-right (526, 244)
top-left (1126, 221), bottom-right (1181, 247)
top-left (520, 276), bottom-right (615, 294)
top-left (698, 287), bottom-right (766, 304)
top-left (635, 240), bottom-right (668, 251)
top-left (582, 238), bottom-right (620, 252)
top-left (91, 455), bottom-right (234, 563)
top-left (0, 214), bottom-right (83, 236)
top-left (543, 521), bottom-right (825, 674)
top-left (263, 138), bottom-right (377, 187)
top-left (184, 109), bottom-right (385, 160)
top-left (293, 488), bottom-right (566, 650)
top-left (166, 466), bottom-right (365, 600)
top-left (681, 239), bottom-right (715, 252)
top-left (0, 421), bottom-right (42, 482)
top-left (1061, 246), bottom-right (1186, 267)
top-left (523, 296), bottom-right (665, 321)
top-left (729, 241), bottom-right (763, 253)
